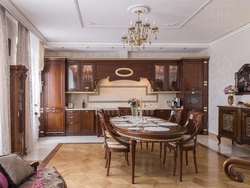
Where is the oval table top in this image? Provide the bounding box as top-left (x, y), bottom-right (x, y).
top-left (110, 116), bottom-right (187, 142)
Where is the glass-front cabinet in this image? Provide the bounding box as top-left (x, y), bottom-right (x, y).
top-left (67, 63), bottom-right (79, 91)
top-left (153, 62), bottom-right (179, 91)
top-left (82, 64), bottom-right (93, 91)
top-left (66, 62), bottom-right (94, 92)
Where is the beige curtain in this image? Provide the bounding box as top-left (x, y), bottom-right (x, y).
top-left (16, 22), bottom-right (35, 152)
top-left (0, 5), bottom-right (11, 154)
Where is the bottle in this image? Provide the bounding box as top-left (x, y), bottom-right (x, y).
top-left (82, 99), bottom-right (85, 108)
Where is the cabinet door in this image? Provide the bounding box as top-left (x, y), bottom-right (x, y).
top-left (10, 65), bottom-right (28, 156)
top-left (154, 64), bottom-right (166, 91)
top-left (81, 64), bottom-right (94, 91)
top-left (66, 63), bottom-right (80, 91)
top-left (241, 109), bottom-right (250, 144)
top-left (155, 109), bottom-right (171, 120)
top-left (43, 58), bottom-right (65, 135)
top-left (166, 63), bottom-right (179, 91)
top-left (81, 110), bottom-right (95, 134)
top-left (183, 60), bottom-right (203, 91)
top-left (218, 107), bottom-right (239, 143)
top-left (66, 110), bottom-right (81, 135)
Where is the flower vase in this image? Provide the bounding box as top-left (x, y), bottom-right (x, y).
top-left (228, 94), bottom-right (234, 106)
top-left (131, 106), bottom-right (137, 117)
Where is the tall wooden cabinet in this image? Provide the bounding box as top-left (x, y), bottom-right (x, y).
top-left (178, 58), bottom-right (209, 134)
top-left (40, 57), bottom-right (66, 136)
top-left (10, 65), bottom-right (28, 155)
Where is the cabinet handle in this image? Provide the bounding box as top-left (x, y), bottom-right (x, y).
top-left (242, 112), bottom-right (247, 121)
top-left (71, 122), bottom-right (73, 124)
top-left (70, 117), bottom-right (73, 119)
top-left (85, 111), bottom-right (88, 113)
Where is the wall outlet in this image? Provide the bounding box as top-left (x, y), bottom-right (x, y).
top-left (166, 100), bottom-right (171, 104)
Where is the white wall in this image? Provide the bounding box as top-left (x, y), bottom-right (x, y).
top-left (207, 29), bottom-right (250, 134)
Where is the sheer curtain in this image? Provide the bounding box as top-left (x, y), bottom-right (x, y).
top-left (0, 5), bottom-right (11, 154)
top-left (16, 22), bottom-right (35, 152)
top-left (30, 33), bottom-right (42, 142)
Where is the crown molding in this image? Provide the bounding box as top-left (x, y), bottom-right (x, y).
top-left (210, 23), bottom-right (250, 46)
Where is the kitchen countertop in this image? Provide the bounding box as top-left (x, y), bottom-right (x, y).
top-left (65, 107), bottom-right (182, 110)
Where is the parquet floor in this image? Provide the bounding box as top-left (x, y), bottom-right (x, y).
top-left (42, 142), bottom-right (250, 188)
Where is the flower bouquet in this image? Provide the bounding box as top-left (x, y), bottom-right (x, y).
top-left (223, 85), bottom-right (238, 95)
top-left (128, 98), bottom-right (140, 117)
top-left (128, 98), bottom-right (140, 108)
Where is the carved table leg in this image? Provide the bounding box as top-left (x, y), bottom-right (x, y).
top-left (130, 139), bottom-right (136, 184)
top-left (177, 141), bottom-right (183, 182)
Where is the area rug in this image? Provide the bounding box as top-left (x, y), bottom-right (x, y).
top-left (37, 142), bottom-right (250, 188)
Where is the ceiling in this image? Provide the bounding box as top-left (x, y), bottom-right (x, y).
top-left (2, 0), bottom-right (250, 52)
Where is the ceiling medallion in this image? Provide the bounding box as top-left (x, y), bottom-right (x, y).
top-left (121, 5), bottom-right (159, 50)
top-left (127, 5), bottom-right (150, 15)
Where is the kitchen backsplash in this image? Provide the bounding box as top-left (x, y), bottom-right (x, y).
top-left (66, 78), bottom-right (176, 109)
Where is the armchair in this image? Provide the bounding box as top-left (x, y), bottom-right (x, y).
top-left (223, 157), bottom-right (250, 182)
top-left (0, 153), bottom-right (67, 188)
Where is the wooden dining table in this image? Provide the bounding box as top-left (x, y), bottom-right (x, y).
top-left (109, 115), bottom-right (187, 183)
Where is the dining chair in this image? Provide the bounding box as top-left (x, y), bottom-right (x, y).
top-left (97, 110), bottom-right (130, 176)
top-left (162, 110), bottom-right (204, 181)
top-left (151, 108), bottom-right (183, 158)
top-left (118, 107), bottom-right (132, 116)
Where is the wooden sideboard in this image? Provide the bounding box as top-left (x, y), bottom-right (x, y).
top-left (217, 106), bottom-right (250, 145)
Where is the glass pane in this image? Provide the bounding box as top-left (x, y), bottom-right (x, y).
top-left (188, 98), bottom-right (199, 104)
top-left (19, 74), bottom-right (23, 89)
top-left (19, 93), bottom-right (23, 133)
top-left (169, 65), bottom-right (178, 90)
top-left (67, 64), bottom-right (78, 91)
top-left (155, 65), bottom-right (165, 90)
top-left (82, 65), bottom-right (93, 90)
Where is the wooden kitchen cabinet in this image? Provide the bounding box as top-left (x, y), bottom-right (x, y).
top-left (10, 65), bottom-right (28, 156)
top-left (154, 109), bottom-right (171, 120)
top-left (153, 61), bottom-right (179, 91)
top-left (66, 61), bottom-right (94, 92)
top-left (178, 58), bottom-right (209, 134)
top-left (66, 110), bottom-right (81, 134)
top-left (217, 106), bottom-right (250, 145)
top-left (41, 57), bottom-right (66, 136)
top-left (66, 110), bottom-right (95, 135)
top-left (81, 110), bottom-right (95, 134)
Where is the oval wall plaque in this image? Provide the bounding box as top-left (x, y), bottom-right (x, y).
top-left (115, 68), bottom-right (133, 77)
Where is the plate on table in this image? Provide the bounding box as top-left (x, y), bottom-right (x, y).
top-left (111, 119), bottom-right (127, 122)
top-left (128, 127), bottom-right (140, 131)
top-left (116, 123), bottom-right (137, 127)
top-left (144, 127), bottom-right (170, 132)
top-left (146, 118), bottom-right (160, 121)
top-left (157, 122), bottom-right (178, 126)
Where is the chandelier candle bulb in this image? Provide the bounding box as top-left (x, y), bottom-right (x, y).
top-left (121, 6), bottom-right (159, 50)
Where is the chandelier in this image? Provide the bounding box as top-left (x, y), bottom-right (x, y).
top-left (121, 9), bottom-right (159, 50)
